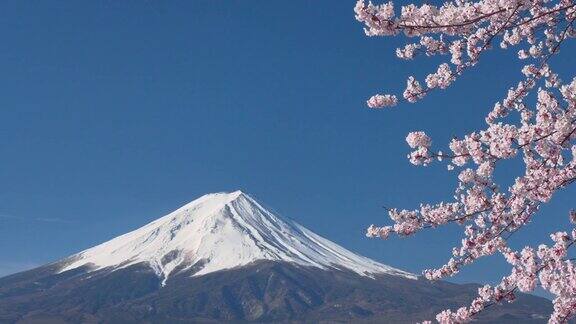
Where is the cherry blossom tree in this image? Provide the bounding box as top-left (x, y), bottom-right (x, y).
top-left (354, 0), bottom-right (576, 322)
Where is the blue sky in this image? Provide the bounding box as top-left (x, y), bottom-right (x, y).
top-left (0, 0), bottom-right (575, 288)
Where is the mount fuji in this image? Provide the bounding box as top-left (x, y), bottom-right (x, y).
top-left (59, 190), bottom-right (415, 285)
top-left (0, 191), bottom-right (552, 323)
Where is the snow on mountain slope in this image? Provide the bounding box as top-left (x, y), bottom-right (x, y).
top-left (59, 191), bottom-right (416, 284)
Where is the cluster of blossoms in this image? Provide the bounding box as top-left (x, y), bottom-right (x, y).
top-left (354, 0), bottom-right (576, 108)
top-left (428, 231), bottom-right (576, 323)
top-left (406, 131), bottom-right (433, 165)
top-left (367, 94), bottom-right (398, 108)
top-left (355, 0), bottom-right (576, 322)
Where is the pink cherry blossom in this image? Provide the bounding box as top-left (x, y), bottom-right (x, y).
top-left (354, 0), bottom-right (576, 322)
top-left (367, 94), bottom-right (398, 108)
top-left (406, 131), bottom-right (432, 148)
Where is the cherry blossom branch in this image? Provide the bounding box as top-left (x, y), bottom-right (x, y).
top-left (431, 236), bottom-right (576, 323)
top-left (354, 0), bottom-right (576, 322)
top-left (356, 0), bottom-right (576, 109)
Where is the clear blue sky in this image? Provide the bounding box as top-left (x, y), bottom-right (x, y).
top-left (0, 0), bottom-right (574, 289)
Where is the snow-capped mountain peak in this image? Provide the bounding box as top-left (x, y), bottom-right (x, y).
top-left (60, 191), bottom-right (415, 284)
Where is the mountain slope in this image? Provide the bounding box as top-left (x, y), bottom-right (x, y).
top-left (0, 191), bottom-right (554, 323)
top-left (0, 260), bottom-right (553, 323)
